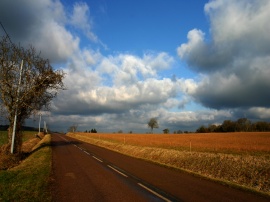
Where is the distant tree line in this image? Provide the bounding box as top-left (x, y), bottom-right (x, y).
top-left (173, 130), bottom-right (190, 134)
top-left (85, 128), bottom-right (97, 133)
top-left (0, 125), bottom-right (39, 131)
top-left (196, 118), bottom-right (270, 133)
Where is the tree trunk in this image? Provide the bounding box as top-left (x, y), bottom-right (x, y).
top-left (8, 122), bottom-right (23, 154)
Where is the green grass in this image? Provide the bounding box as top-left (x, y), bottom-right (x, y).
top-left (0, 134), bottom-right (52, 202)
top-left (0, 131), bottom-right (8, 146)
top-left (0, 130), bottom-right (38, 146)
top-left (22, 131), bottom-right (38, 142)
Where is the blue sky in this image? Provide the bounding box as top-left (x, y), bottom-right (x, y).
top-left (91, 1), bottom-right (208, 54)
top-left (1, 0), bottom-right (270, 133)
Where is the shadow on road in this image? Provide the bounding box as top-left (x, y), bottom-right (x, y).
top-left (51, 140), bottom-right (82, 147)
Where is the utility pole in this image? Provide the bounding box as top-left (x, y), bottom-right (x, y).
top-left (38, 114), bottom-right (41, 136)
top-left (11, 60), bottom-right (23, 154)
top-left (44, 121), bottom-right (48, 134)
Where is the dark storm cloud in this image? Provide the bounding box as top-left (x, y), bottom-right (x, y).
top-left (178, 0), bottom-right (270, 115)
top-left (0, 0), bottom-right (79, 63)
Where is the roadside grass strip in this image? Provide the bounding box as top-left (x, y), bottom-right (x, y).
top-left (0, 134), bottom-right (52, 202)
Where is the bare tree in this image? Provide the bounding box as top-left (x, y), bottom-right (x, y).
top-left (148, 117), bottom-right (159, 133)
top-left (0, 36), bottom-right (65, 154)
top-left (68, 124), bottom-right (78, 133)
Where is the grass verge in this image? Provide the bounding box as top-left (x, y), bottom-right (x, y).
top-left (0, 134), bottom-right (52, 202)
top-left (68, 133), bottom-right (270, 197)
top-left (0, 130), bottom-right (39, 146)
top-left (0, 131), bottom-right (7, 146)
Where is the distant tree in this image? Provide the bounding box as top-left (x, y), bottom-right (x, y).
top-left (148, 118), bottom-right (159, 133)
top-left (91, 128), bottom-right (97, 133)
top-left (118, 130), bottom-right (123, 133)
top-left (177, 130), bottom-right (183, 134)
top-left (196, 125), bottom-right (208, 133)
top-left (208, 124), bottom-right (219, 132)
top-left (221, 120), bottom-right (236, 132)
top-left (236, 118), bottom-right (251, 132)
top-left (253, 121), bottom-right (270, 131)
top-left (68, 124), bottom-right (78, 133)
top-left (163, 128), bottom-right (170, 134)
top-left (174, 130), bottom-right (183, 134)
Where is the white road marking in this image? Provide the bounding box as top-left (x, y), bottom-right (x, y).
top-left (58, 134), bottom-right (172, 201)
top-left (138, 183), bottom-right (171, 202)
top-left (108, 165), bottom-right (128, 177)
top-left (92, 156), bottom-right (103, 162)
top-left (59, 136), bottom-right (68, 142)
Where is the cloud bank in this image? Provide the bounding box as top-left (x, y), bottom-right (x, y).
top-left (1, 0), bottom-right (270, 132)
top-left (178, 0), bottom-right (270, 117)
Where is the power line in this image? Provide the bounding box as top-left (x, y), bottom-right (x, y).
top-left (0, 21), bottom-right (13, 44)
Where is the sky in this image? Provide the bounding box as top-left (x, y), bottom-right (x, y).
top-left (0, 0), bottom-right (270, 133)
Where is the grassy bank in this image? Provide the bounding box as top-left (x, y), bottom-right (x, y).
top-left (0, 130), bottom-right (38, 146)
top-left (0, 131), bottom-right (7, 146)
top-left (68, 132), bottom-right (270, 196)
top-left (0, 134), bottom-right (52, 202)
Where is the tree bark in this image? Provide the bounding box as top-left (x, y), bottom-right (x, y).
top-left (8, 122), bottom-right (23, 154)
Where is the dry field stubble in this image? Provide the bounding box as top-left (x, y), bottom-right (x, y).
top-left (68, 132), bottom-right (270, 194)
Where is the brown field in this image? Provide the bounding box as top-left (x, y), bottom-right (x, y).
top-left (74, 132), bottom-right (270, 154)
top-left (69, 132), bottom-right (270, 194)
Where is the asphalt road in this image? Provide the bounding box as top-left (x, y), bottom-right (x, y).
top-left (51, 133), bottom-right (269, 202)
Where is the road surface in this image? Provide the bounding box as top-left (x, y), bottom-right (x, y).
top-left (51, 133), bottom-right (269, 202)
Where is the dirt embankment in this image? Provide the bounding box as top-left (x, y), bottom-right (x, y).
top-left (0, 133), bottom-right (45, 170)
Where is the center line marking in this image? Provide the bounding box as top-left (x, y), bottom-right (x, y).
top-left (59, 136), bottom-right (68, 142)
top-left (138, 183), bottom-right (171, 202)
top-left (108, 165), bottom-right (128, 177)
top-left (83, 151), bottom-right (90, 155)
top-left (92, 156), bottom-right (103, 162)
